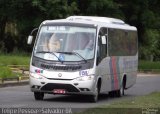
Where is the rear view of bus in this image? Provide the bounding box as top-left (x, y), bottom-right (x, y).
top-left (28, 16), bottom-right (138, 102)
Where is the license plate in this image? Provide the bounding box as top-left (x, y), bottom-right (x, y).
top-left (53, 89), bottom-right (66, 94)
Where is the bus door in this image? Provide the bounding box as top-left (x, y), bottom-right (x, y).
top-left (96, 27), bottom-right (111, 92)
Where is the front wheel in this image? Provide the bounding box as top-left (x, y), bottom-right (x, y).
top-left (90, 85), bottom-right (99, 103)
top-left (34, 92), bottom-right (44, 100)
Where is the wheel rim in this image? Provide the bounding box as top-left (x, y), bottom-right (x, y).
top-left (120, 84), bottom-right (124, 96)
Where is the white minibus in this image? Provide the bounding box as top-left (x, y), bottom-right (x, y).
top-left (28, 16), bottom-right (138, 102)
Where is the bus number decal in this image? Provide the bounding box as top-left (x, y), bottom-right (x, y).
top-left (79, 70), bottom-right (89, 76)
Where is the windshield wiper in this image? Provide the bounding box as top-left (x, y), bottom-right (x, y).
top-left (57, 51), bottom-right (87, 63)
top-left (36, 51), bottom-right (63, 63)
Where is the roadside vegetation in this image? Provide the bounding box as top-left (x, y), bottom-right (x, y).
top-left (138, 60), bottom-right (160, 73)
top-left (103, 92), bottom-right (160, 108)
top-left (0, 53), bottom-right (30, 79)
top-left (0, 66), bottom-right (15, 79)
top-left (0, 53), bottom-right (30, 66)
top-left (76, 92), bottom-right (160, 114)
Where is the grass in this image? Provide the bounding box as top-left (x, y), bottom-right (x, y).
top-left (77, 92), bottom-right (160, 114)
top-left (0, 54), bottom-right (30, 79)
top-left (138, 60), bottom-right (160, 70)
top-left (0, 54), bottom-right (30, 66)
top-left (0, 66), bottom-right (20, 79)
top-left (103, 92), bottom-right (160, 108)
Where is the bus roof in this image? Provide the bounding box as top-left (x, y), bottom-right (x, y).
top-left (42, 16), bottom-right (137, 31)
top-left (67, 16), bottom-right (125, 24)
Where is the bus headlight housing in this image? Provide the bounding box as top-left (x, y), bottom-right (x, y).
top-left (76, 75), bottom-right (94, 81)
top-left (30, 72), bottom-right (44, 79)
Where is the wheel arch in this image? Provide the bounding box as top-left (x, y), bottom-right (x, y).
top-left (96, 76), bottom-right (102, 93)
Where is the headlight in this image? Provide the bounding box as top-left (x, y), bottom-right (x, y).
top-left (30, 72), bottom-right (44, 79)
top-left (76, 75), bottom-right (94, 81)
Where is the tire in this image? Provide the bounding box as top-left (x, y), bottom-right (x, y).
top-left (116, 81), bottom-right (125, 97)
top-left (109, 91), bottom-right (116, 98)
top-left (90, 85), bottom-right (99, 103)
top-left (34, 92), bottom-right (44, 100)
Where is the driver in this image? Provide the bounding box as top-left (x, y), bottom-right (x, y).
top-left (48, 34), bottom-right (61, 52)
top-left (85, 39), bottom-right (94, 50)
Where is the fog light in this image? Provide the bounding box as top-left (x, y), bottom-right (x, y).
top-left (35, 86), bottom-right (38, 89)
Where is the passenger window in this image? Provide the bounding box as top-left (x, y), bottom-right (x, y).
top-left (108, 28), bottom-right (137, 56)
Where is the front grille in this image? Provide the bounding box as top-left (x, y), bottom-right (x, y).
top-left (41, 83), bottom-right (80, 92)
top-left (47, 78), bottom-right (73, 81)
top-left (41, 64), bottom-right (81, 71)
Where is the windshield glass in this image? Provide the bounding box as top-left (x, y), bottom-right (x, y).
top-left (34, 25), bottom-right (96, 62)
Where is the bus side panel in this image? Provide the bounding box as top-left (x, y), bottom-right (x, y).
top-left (108, 56), bottom-right (124, 91)
top-left (96, 57), bottom-right (111, 93)
top-left (96, 56), bottom-right (124, 93)
top-left (123, 54), bottom-right (138, 89)
top-left (96, 55), bottom-right (138, 93)
top-left (108, 55), bottom-right (138, 91)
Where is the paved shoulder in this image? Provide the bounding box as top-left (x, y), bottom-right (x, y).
top-left (137, 73), bottom-right (160, 77)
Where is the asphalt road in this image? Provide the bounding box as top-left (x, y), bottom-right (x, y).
top-left (0, 74), bottom-right (160, 112)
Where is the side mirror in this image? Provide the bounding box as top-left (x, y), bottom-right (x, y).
top-left (27, 35), bottom-right (33, 45)
top-left (101, 36), bottom-right (106, 44)
top-left (27, 28), bottom-right (38, 45)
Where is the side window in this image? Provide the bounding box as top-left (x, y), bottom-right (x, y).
top-left (128, 31), bottom-right (138, 55)
top-left (108, 28), bottom-right (137, 56)
top-left (97, 27), bottom-right (107, 64)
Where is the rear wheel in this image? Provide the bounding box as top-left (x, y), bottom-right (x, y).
top-left (109, 91), bottom-right (116, 98)
top-left (109, 79), bottom-right (125, 97)
top-left (34, 92), bottom-right (44, 100)
top-left (116, 80), bottom-right (125, 97)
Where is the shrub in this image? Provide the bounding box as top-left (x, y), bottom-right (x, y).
top-left (0, 66), bottom-right (15, 79)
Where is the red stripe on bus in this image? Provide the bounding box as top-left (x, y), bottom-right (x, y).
top-left (112, 57), bottom-right (119, 90)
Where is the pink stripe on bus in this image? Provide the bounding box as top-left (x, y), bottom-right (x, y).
top-left (112, 57), bottom-right (119, 90)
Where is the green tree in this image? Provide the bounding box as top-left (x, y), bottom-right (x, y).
top-left (115, 0), bottom-right (160, 60)
top-left (0, 0), bottom-right (78, 52)
top-left (78, 0), bottom-right (124, 19)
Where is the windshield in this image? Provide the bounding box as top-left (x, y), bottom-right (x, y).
top-left (34, 25), bottom-right (96, 62)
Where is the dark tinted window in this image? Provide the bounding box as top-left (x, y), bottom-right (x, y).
top-left (99, 28), bottom-right (107, 58)
top-left (108, 28), bottom-right (137, 56)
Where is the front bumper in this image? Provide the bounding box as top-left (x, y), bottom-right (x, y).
top-left (30, 76), bottom-right (95, 95)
